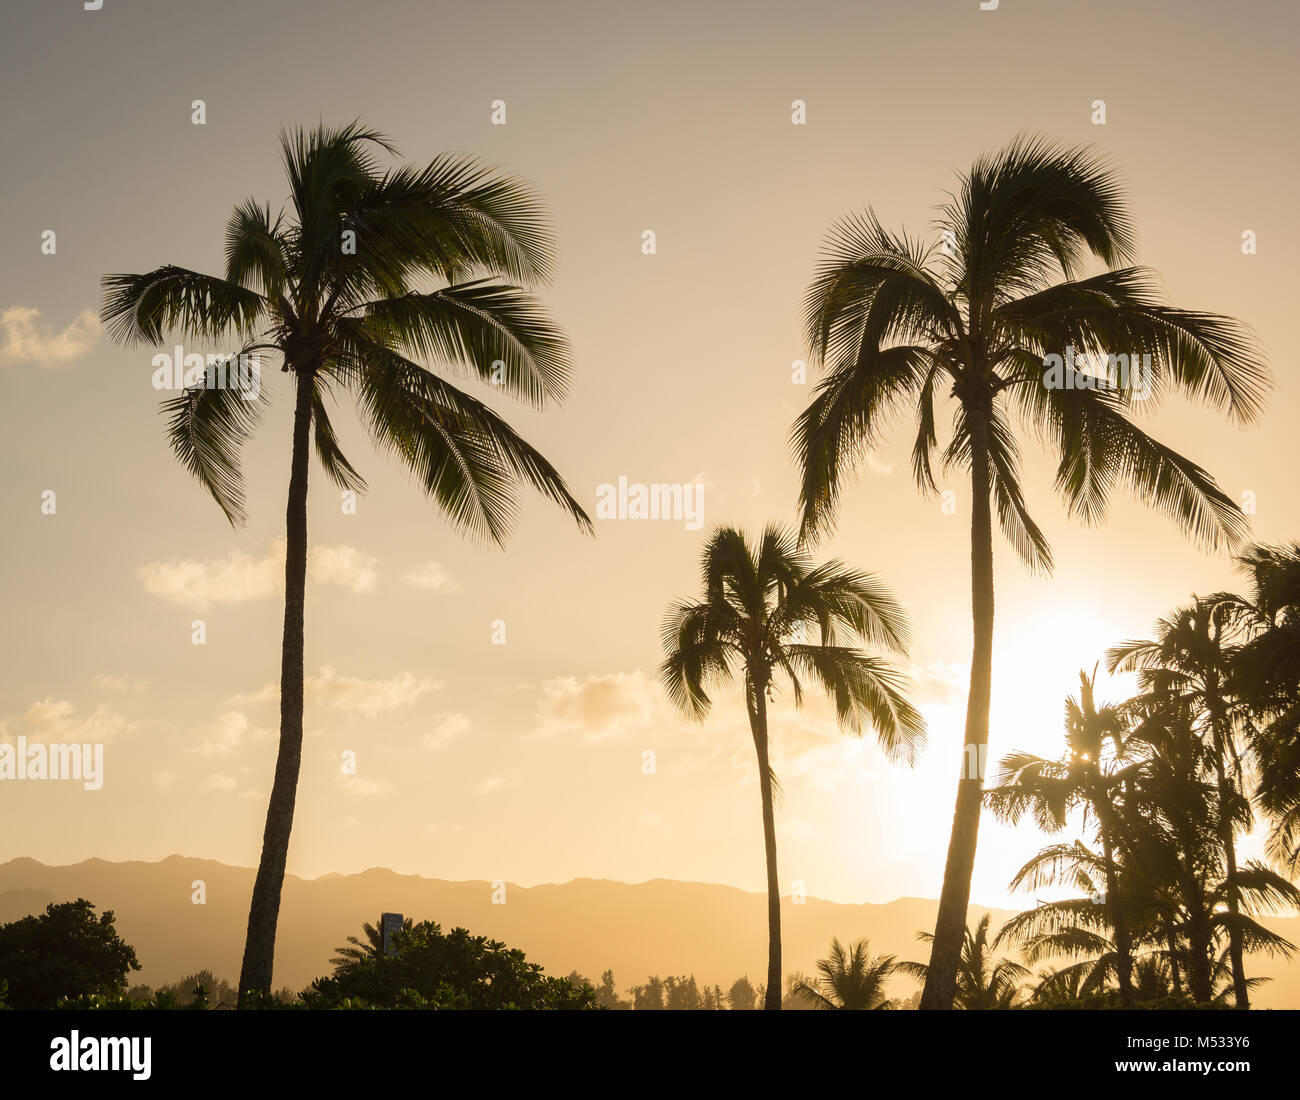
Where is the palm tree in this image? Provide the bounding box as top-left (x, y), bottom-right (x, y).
top-left (1109, 600), bottom-right (1256, 1006)
top-left (1032, 962), bottom-right (1091, 1004)
top-left (660, 525), bottom-right (924, 1009)
top-left (792, 135), bottom-right (1268, 1008)
top-left (899, 913), bottom-right (1028, 1009)
top-left (1122, 706), bottom-right (1298, 1003)
top-left (101, 122), bottom-right (592, 1004)
top-left (985, 667), bottom-right (1140, 1004)
top-left (330, 914), bottom-right (413, 970)
top-left (994, 842), bottom-right (1126, 998)
top-left (1226, 544), bottom-right (1300, 874)
top-left (791, 937), bottom-right (897, 1010)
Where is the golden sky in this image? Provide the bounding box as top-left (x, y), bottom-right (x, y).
top-left (1, 0), bottom-right (1297, 909)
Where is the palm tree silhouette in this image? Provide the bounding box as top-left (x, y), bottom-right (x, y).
top-left (792, 937), bottom-right (897, 1009)
top-left (660, 525), bottom-right (924, 1009)
top-left (986, 667), bottom-right (1139, 1004)
top-left (792, 136), bottom-right (1268, 1008)
top-left (1223, 544), bottom-right (1300, 876)
top-left (1122, 707), bottom-right (1298, 1002)
top-left (995, 845), bottom-right (1131, 999)
top-left (330, 914), bottom-right (413, 969)
top-left (1110, 601), bottom-right (1256, 1005)
top-left (101, 122), bottom-right (592, 1004)
top-left (900, 913), bottom-right (1028, 1009)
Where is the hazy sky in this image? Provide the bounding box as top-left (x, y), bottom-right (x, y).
top-left (1, 0), bottom-right (1297, 910)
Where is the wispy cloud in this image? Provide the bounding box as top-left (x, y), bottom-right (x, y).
top-left (534, 669), bottom-right (661, 742)
top-left (309, 666), bottom-right (439, 717)
top-left (401, 561), bottom-right (461, 593)
top-left (188, 711), bottom-right (270, 757)
top-left (0, 306), bottom-right (98, 364)
top-left (474, 772), bottom-right (522, 795)
top-left (223, 666), bottom-right (442, 717)
top-left (335, 772), bottom-right (395, 798)
top-left (309, 545), bottom-right (378, 594)
top-left (138, 540), bottom-right (379, 608)
top-left (1, 698), bottom-right (131, 745)
top-left (422, 712), bottom-right (472, 750)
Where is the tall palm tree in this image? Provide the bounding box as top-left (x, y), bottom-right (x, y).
top-left (101, 122), bottom-right (592, 1004)
top-left (1109, 600), bottom-right (1255, 1006)
top-left (661, 525), bottom-right (924, 1009)
top-left (985, 667), bottom-right (1140, 1004)
top-left (792, 937), bottom-right (897, 1010)
top-left (899, 913), bottom-right (1028, 1009)
top-left (792, 136), bottom-right (1268, 1008)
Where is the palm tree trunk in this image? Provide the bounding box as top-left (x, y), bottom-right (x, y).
top-left (1211, 743), bottom-right (1250, 1009)
top-left (921, 414), bottom-right (994, 1011)
top-left (1168, 929), bottom-right (1182, 995)
top-left (1187, 901), bottom-right (1214, 1003)
top-left (1098, 813), bottom-right (1134, 1007)
top-left (237, 367), bottom-right (313, 1006)
top-left (749, 683), bottom-right (782, 1011)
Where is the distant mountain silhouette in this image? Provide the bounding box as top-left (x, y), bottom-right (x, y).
top-left (2, 856), bottom-right (1297, 1007)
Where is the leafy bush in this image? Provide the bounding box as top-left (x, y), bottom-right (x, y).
top-left (302, 921), bottom-right (598, 1010)
top-left (0, 899), bottom-right (140, 1009)
top-left (1023, 990), bottom-right (1229, 1011)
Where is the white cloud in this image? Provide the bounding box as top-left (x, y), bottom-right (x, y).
top-left (422, 712), bottom-right (472, 750)
top-left (200, 773), bottom-right (238, 793)
top-left (137, 541), bottom-right (379, 608)
top-left (534, 670), bottom-right (660, 742)
top-left (335, 773), bottom-right (393, 798)
top-left (225, 683), bottom-right (278, 706)
top-left (189, 711), bottom-right (270, 757)
top-left (474, 773), bottom-right (520, 795)
top-left (309, 545), bottom-right (378, 594)
top-left (402, 561), bottom-right (461, 593)
top-left (137, 547), bottom-right (277, 608)
top-left (0, 306), bottom-right (99, 364)
top-left (3, 698), bottom-right (131, 745)
top-left (308, 665), bottom-right (438, 717)
top-left (223, 667), bottom-right (441, 716)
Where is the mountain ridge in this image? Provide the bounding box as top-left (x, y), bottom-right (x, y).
top-left (2, 856), bottom-right (1297, 1007)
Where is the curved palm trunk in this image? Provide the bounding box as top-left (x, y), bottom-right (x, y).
top-left (237, 368), bottom-right (313, 1006)
top-left (748, 684), bottom-right (782, 1011)
top-left (921, 419), bottom-right (994, 1011)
